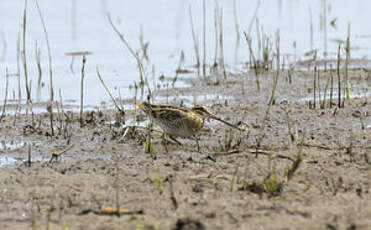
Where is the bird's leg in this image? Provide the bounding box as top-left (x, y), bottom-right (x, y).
top-left (161, 133), bottom-right (169, 153)
top-left (193, 136), bottom-right (201, 153)
top-left (169, 136), bottom-right (182, 146)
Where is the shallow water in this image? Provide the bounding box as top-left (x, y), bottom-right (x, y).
top-left (0, 0), bottom-right (371, 109)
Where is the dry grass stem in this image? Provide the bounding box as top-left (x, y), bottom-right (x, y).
top-left (22, 0), bottom-right (31, 104)
top-left (107, 13), bottom-right (145, 85)
top-left (80, 55), bottom-right (86, 128)
top-left (218, 6), bottom-right (227, 79)
top-left (188, 4), bottom-right (200, 70)
top-left (0, 68), bottom-right (9, 121)
top-left (233, 0), bottom-right (240, 64)
top-left (96, 67), bottom-right (125, 114)
top-left (202, 0), bottom-right (206, 77)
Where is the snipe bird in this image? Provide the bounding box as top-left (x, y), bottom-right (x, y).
top-left (136, 102), bottom-right (241, 152)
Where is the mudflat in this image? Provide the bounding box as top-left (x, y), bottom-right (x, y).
top-left (0, 68), bottom-right (370, 230)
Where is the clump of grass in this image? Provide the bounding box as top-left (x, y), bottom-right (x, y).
top-left (262, 171), bottom-right (283, 197)
top-left (153, 172), bottom-right (164, 194)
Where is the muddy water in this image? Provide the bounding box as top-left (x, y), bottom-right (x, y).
top-left (1, 0), bottom-right (371, 109)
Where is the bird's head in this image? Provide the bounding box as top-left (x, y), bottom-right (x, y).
top-left (191, 105), bottom-right (242, 131)
top-left (135, 102), bottom-right (151, 114)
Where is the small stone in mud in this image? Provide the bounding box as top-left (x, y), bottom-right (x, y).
top-left (192, 184), bottom-right (204, 193)
top-left (172, 218), bottom-right (205, 230)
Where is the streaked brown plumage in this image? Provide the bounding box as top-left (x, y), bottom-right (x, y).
top-left (136, 102), bottom-right (241, 151)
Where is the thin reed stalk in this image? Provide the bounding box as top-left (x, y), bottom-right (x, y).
top-left (35, 0), bottom-right (54, 135)
top-left (322, 71), bottom-right (331, 109)
top-left (218, 7), bottom-right (227, 79)
top-left (309, 6), bottom-right (313, 50)
top-left (188, 5), bottom-right (200, 70)
top-left (329, 65), bottom-right (333, 108)
top-left (0, 68), bottom-right (9, 121)
top-left (0, 29), bottom-right (6, 63)
top-left (213, 0), bottom-right (219, 67)
top-left (35, 41), bottom-right (42, 101)
top-left (313, 66), bottom-right (317, 109)
top-left (22, 0), bottom-right (31, 104)
top-left (202, 0), bottom-right (206, 77)
top-left (256, 31), bottom-right (280, 148)
top-left (246, 0), bottom-right (261, 36)
top-left (268, 31), bottom-right (280, 106)
top-left (80, 55), bottom-right (86, 128)
top-left (322, 0), bottom-right (327, 56)
top-left (96, 67), bottom-right (125, 114)
top-left (244, 32), bottom-right (260, 90)
top-left (233, 0), bottom-right (240, 64)
top-left (107, 13), bottom-right (145, 85)
top-left (337, 44), bottom-right (341, 108)
top-left (345, 22), bottom-right (351, 99)
top-left (14, 32), bottom-right (21, 125)
top-left (58, 89), bottom-right (64, 136)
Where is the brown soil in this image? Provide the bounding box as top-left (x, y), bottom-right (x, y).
top-left (0, 68), bottom-right (370, 230)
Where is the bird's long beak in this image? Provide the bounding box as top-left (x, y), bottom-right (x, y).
top-left (208, 114), bottom-right (243, 131)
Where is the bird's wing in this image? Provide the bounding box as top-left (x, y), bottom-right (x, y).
top-left (152, 108), bottom-right (187, 124)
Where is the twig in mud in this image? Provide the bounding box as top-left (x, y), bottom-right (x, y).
top-left (188, 5), bottom-right (200, 71)
top-left (167, 177), bottom-right (178, 210)
top-left (134, 82), bottom-right (138, 125)
top-left (96, 67), bottom-right (125, 115)
top-left (230, 162), bottom-right (240, 192)
top-left (312, 66), bottom-right (317, 109)
top-left (112, 147), bottom-right (121, 217)
top-left (0, 68), bottom-right (9, 122)
top-left (58, 89), bottom-right (65, 136)
top-left (321, 70), bottom-right (331, 109)
top-left (329, 65), bottom-right (334, 108)
top-left (27, 144), bottom-right (31, 167)
top-left (337, 44), bottom-right (342, 108)
top-left (80, 55), bottom-right (87, 128)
